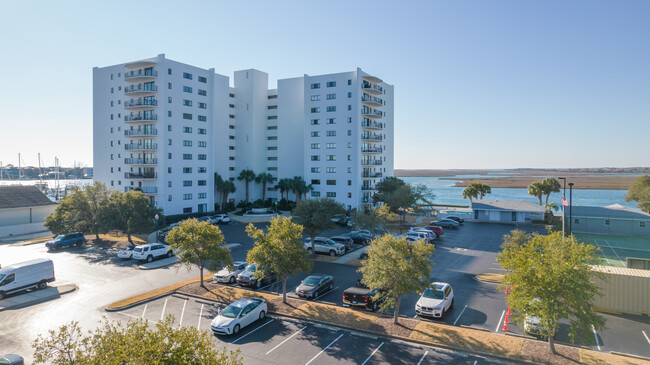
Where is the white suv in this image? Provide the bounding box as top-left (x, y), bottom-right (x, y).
top-left (303, 237), bottom-right (346, 256)
top-left (415, 282), bottom-right (454, 319)
top-left (132, 243), bottom-right (173, 262)
top-left (213, 261), bottom-right (249, 284)
top-left (210, 214), bottom-right (231, 224)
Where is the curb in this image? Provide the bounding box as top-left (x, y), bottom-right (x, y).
top-left (609, 351), bottom-right (650, 362)
top-left (9, 236), bottom-right (53, 247)
top-left (137, 258), bottom-right (180, 270)
top-left (105, 292), bottom-right (175, 312)
top-left (0, 283), bottom-right (77, 312)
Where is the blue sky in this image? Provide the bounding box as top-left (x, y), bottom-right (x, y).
top-left (0, 1), bottom-right (648, 169)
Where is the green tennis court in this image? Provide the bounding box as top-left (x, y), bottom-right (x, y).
top-left (574, 233), bottom-right (650, 268)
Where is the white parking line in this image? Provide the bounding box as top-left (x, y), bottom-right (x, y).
top-left (453, 305), bottom-right (468, 326)
top-left (603, 240), bottom-right (623, 262)
top-left (592, 325), bottom-right (600, 350)
top-left (197, 304), bottom-right (204, 329)
top-left (416, 350), bottom-right (428, 365)
top-left (361, 342), bottom-right (384, 365)
top-left (179, 300), bottom-right (187, 328)
top-left (265, 326), bottom-right (307, 354)
top-left (314, 287), bottom-right (338, 301)
top-left (643, 330), bottom-right (650, 345)
top-left (141, 304), bottom-right (148, 319)
top-left (305, 333), bottom-right (344, 365)
top-left (258, 282), bottom-right (276, 291)
top-left (117, 311), bottom-right (141, 319)
top-left (160, 298), bottom-right (168, 321)
top-left (231, 318), bottom-right (276, 344)
top-left (495, 310), bottom-right (505, 332)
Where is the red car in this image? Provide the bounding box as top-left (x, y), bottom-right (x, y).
top-left (425, 225), bottom-right (444, 236)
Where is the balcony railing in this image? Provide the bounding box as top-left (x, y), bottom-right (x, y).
top-left (362, 82), bottom-right (383, 94)
top-left (124, 143), bottom-right (157, 151)
top-left (361, 147), bottom-right (383, 153)
top-left (124, 99), bottom-right (157, 108)
top-left (361, 186), bottom-right (377, 191)
top-left (362, 108), bottom-right (384, 118)
top-left (362, 172), bottom-right (383, 178)
top-left (124, 172), bottom-right (157, 179)
top-left (124, 69), bottom-right (158, 80)
top-left (362, 95), bottom-right (383, 105)
top-left (361, 135), bottom-right (383, 141)
top-left (124, 84), bottom-right (158, 95)
top-left (361, 160), bottom-right (383, 166)
top-left (362, 120), bottom-right (384, 129)
top-left (124, 128), bottom-right (157, 137)
top-left (124, 158), bottom-right (157, 165)
top-left (124, 186), bottom-right (158, 194)
top-left (124, 114), bottom-right (157, 122)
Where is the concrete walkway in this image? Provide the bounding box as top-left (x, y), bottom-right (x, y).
top-left (137, 243), bottom-right (242, 270)
top-left (333, 245), bottom-right (367, 264)
top-left (0, 283), bottom-right (77, 311)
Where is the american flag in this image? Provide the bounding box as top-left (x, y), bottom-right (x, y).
top-left (560, 197), bottom-right (568, 206)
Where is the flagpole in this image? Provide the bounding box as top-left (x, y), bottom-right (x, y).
top-left (559, 177), bottom-right (567, 240)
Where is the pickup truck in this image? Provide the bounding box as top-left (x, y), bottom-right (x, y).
top-left (45, 233), bottom-right (86, 250)
top-left (342, 279), bottom-right (385, 311)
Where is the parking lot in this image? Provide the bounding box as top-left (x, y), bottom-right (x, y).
top-left (109, 294), bottom-right (507, 364)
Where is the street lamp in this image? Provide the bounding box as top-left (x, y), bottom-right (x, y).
top-left (154, 214), bottom-right (160, 242)
top-left (568, 182), bottom-right (574, 236)
top-left (558, 177), bottom-right (566, 238)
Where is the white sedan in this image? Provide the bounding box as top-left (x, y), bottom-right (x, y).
top-left (213, 261), bottom-right (249, 284)
top-left (415, 282), bottom-right (454, 319)
top-left (116, 245), bottom-right (136, 259)
top-left (211, 298), bottom-right (267, 335)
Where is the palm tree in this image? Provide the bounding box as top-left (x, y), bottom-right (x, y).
top-left (545, 202), bottom-right (559, 224)
top-left (528, 181), bottom-right (545, 205)
top-left (275, 178), bottom-right (289, 200)
top-left (541, 177), bottom-right (561, 205)
top-left (220, 180), bottom-right (236, 210)
top-left (255, 172), bottom-right (274, 202)
top-left (237, 169), bottom-right (256, 203)
top-left (473, 183), bottom-right (492, 199)
top-left (291, 176), bottom-right (308, 202)
top-left (462, 185), bottom-right (479, 202)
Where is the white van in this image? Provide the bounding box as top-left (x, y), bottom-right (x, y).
top-left (0, 258), bottom-right (55, 300)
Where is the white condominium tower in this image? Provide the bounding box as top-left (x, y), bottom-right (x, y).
top-left (93, 54), bottom-right (393, 215)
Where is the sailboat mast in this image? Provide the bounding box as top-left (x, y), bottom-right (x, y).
top-left (38, 153), bottom-right (43, 184)
top-left (18, 153), bottom-right (22, 180)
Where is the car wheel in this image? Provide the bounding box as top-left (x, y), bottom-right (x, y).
top-left (229, 276), bottom-right (236, 284)
top-left (0, 291), bottom-right (4, 300)
top-left (329, 250), bottom-right (336, 257)
top-left (146, 255), bottom-right (153, 263)
top-left (37, 281), bottom-right (47, 290)
top-left (449, 298), bottom-right (455, 310)
top-left (370, 302), bottom-right (378, 312)
top-left (259, 311), bottom-right (266, 320)
top-left (56, 244), bottom-right (62, 250)
top-left (167, 250), bottom-right (173, 257)
top-left (232, 324), bottom-right (240, 335)
top-left (328, 283), bottom-right (333, 291)
top-left (307, 248), bottom-right (313, 254)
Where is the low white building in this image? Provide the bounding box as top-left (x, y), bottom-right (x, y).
top-left (571, 204), bottom-right (650, 236)
top-left (0, 186), bottom-right (56, 238)
top-left (470, 200), bottom-right (546, 224)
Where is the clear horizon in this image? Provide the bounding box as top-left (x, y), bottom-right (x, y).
top-left (1, 1), bottom-right (648, 169)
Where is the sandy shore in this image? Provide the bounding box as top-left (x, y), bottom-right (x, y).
top-left (444, 176), bottom-right (639, 190)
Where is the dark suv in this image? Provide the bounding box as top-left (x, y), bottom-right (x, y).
top-left (343, 279), bottom-right (385, 311)
top-left (45, 232), bottom-right (86, 250)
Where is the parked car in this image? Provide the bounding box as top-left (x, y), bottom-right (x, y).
top-left (425, 225), bottom-right (444, 236)
top-left (329, 235), bottom-right (354, 251)
top-left (210, 214), bottom-right (231, 224)
top-left (353, 229), bottom-right (373, 236)
top-left (346, 232), bottom-right (372, 245)
top-left (431, 219), bottom-right (459, 229)
top-left (343, 279), bottom-right (385, 311)
top-left (45, 232), bottom-right (86, 250)
top-left (237, 263), bottom-right (276, 288)
top-left (447, 216), bottom-right (465, 224)
top-left (0, 354), bottom-right (24, 365)
top-left (116, 245), bottom-right (136, 259)
top-left (131, 243), bottom-right (173, 263)
top-left (197, 216), bottom-right (211, 222)
top-left (213, 261), bottom-right (249, 284)
top-left (210, 297), bottom-right (267, 335)
top-left (295, 274), bottom-right (334, 299)
top-left (331, 215), bottom-right (352, 226)
top-left (302, 238), bottom-right (346, 256)
top-left (359, 251), bottom-right (369, 260)
top-left (0, 258), bottom-right (55, 300)
top-left (406, 231), bottom-right (435, 243)
top-left (415, 282), bottom-right (454, 319)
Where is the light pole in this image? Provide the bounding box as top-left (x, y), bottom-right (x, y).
top-left (154, 214), bottom-right (160, 242)
top-left (558, 177), bottom-right (566, 238)
top-left (568, 183), bottom-right (574, 236)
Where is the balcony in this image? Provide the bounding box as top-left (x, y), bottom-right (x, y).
top-left (124, 128), bottom-right (157, 137)
top-left (362, 94), bottom-right (383, 107)
top-left (361, 186), bottom-right (377, 191)
top-left (361, 134), bottom-right (383, 142)
top-left (124, 172), bottom-right (157, 179)
top-left (124, 99), bottom-right (157, 111)
top-left (362, 108), bottom-right (384, 119)
top-left (124, 69), bottom-right (157, 83)
top-left (362, 81), bottom-right (383, 95)
top-left (124, 143), bottom-right (157, 151)
top-left (124, 158), bottom-right (157, 165)
top-left (361, 160), bottom-right (383, 166)
top-left (124, 84), bottom-right (158, 96)
top-left (124, 114), bottom-right (157, 123)
top-left (362, 172), bottom-right (383, 179)
top-left (362, 120), bottom-right (384, 130)
top-left (361, 147), bottom-right (383, 154)
top-left (124, 186), bottom-right (158, 194)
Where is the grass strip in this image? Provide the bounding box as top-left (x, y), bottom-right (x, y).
top-left (291, 302), bottom-right (379, 330)
top-left (106, 274), bottom-right (211, 310)
top-left (476, 273), bottom-right (504, 283)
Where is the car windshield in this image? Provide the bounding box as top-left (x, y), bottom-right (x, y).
top-left (0, 274), bottom-right (5, 282)
top-left (54, 235), bottom-right (65, 241)
top-left (303, 277), bottom-right (320, 286)
top-left (247, 264), bottom-right (257, 272)
top-left (324, 239), bottom-right (336, 245)
top-left (422, 288), bottom-right (444, 299)
top-left (134, 247), bottom-right (143, 252)
top-left (221, 305), bottom-right (242, 318)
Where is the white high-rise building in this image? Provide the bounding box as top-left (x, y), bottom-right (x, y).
top-left (93, 54), bottom-right (393, 215)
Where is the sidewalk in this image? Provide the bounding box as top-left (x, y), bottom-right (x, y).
top-left (333, 245), bottom-right (367, 264)
top-left (0, 283), bottom-right (77, 311)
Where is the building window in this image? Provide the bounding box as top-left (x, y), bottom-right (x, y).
top-left (268, 146), bottom-right (278, 150)
top-left (168, 125), bottom-right (172, 131)
top-left (326, 118), bottom-right (336, 124)
top-left (183, 167), bottom-right (192, 173)
top-left (311, 155), bottom-right (320, 161)
top-left (198, 128), bottom-right (207, 135)
top-left (347, 105), bottom-right (352, 111)
top-left (198, 193), bottom-right (207, 199)
top-left (311, 119), bottom-right (320, 125)
top-left (198, 89), bottom-right (207, 96)
top-left (267, 157), bottom-right (278, 161)
top-left (183, 113), bottom-right (192, 120)
top-left (183, 140), bottom-right (192, 147)
top-left (267, 116), bottom-right (277, 120)
top-left (348, 79), bottom-right (352, 85)
top-left (268, 126), bottom-right (278, 130)
top-left (268, 105), bottom-right (278, 109)
top-left (168, 97), bottom-right (172, 103)
top-left (326, 106), bottom-right (336, 112)
top-left (347, 130), bottom-right (352, 136)
top-left (326, 131), bottom-right (336, 137)
top-left (311, 191), bottom-right (321, 197)
top-left (326, 179), bottom-right (336, 185)
top-left (311, 179), bottom-right (320, 185)
top-left (326, 155), bottom-right (336, 161)
top-left (326, 192), bottom-right (336, 198)
top-left (268, 167), bottom-right (277, 171)
top-left (574, 218), bottom-right (580, 224)
top-left (229, 167), bottom-right (235, 171)
top-left (168, 195), bottom-right (172, 201)
top-left (326, 143), bottom-right (336, 149)
top-left (198, 167), bottom-right (207, 173)
top-left (168, 139), bottom-right (172, 146)
top-left (268, 136), bottom-right (278, 140)
top-left (326, 81), bottom-right (336, 87)
top-left (168, 111), bottom-right (172, 117)
top-left (511, 212), bottom-right (517, 222)
top-left (311, 167), bottom-right (320, 173)
top-left (311, 83), bottom-right (320, 89)
top-left (348, 193), bottom-right (352, 198)
top-left (641, 222), bottom-right (646, 228)
top-left (311, 131), bottom-right (320, 137)
top-left (604, 219), bottom-right (610, 226)
top-left (183, 99), bottom-right (192, 106)
top-left (183, 207), bottom-right (192, 213)
top-left (198, 102), bottom-right (207, 109)
top-left (183, 86), bottom-right (193, 93)
top-left (198, 115), bottom-right (207, 122)
top-left (198, 154), bottom-right (207, 160)
top-left (198, 76), bottom-right (207, 83)
top-left (311, 143), bottom-right (320, 149)
top-left (348, 92), bottom-right (352, 98)
top-left (183, 194), bottom-right (192, 200)
top-left (183, 127), bottom-right (192, 133)
top-left (183, 181), bottom-right (192, 187)
top-left (348, 180), bottom-right (352, 185)
top-left (168, 82), bottom-right (172, 89)
top-left (198, 180), bottom-right (206, 186)
top-left (168, 153), bottom-right (172, 159)
top-left (347, 117), bottom-right (352, 123)
top-left (326, 167), bottom-right (336, 173)
top-left (311, 107), bottom-right (320, 113)
top-left (229, 146), bottom-right (235, 150)
top-left (311, 95), bottom-right (320, 101)
top-left (183, 154), bottom-right (192, 160)
top-left (326, 94), bottom-right (336, 100)
top-left (168, 68), bottom-right (172, 75)
top-left (198, 141), bottom-right (207, 147)
top-left (183, 72), bottom-right (192, 80)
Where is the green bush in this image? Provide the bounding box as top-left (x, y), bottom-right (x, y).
top-left (224, 202), bottom-right (236, 212)
top-left (277, 199), bottom-right (295, 211)
top-left (252, 199), bottom-right (268, 209)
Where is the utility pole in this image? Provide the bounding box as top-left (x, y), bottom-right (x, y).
top-left (568, 182), bottom-right (574, 236)
top-left (558, 177), bottom-right (566, 239)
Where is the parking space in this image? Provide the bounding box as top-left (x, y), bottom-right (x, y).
top-left (111, 295), bottom-right (503, 364)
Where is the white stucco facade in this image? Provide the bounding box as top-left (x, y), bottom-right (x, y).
top-left (93, 55), bottom-right (394, 215)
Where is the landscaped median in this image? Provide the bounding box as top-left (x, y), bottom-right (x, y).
top-left (108, 279), bottom-right (649, 365)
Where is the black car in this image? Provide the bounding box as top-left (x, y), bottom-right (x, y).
top-left (295, 274), bottom-right (334, 299)
top-left (447, 216), bottom-right (464, 224)
top-left (236, 264), bottom-right (276, 289)
top-left (329, 235), bottom-right (354, 251)
top-left (346, 232), bottom-right (371, 244)
top-left (342, 279), bottom-right (385, 311)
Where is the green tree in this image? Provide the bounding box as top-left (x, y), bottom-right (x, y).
top-left (461, 185), bottom-right (479, 202)
top-left (541, 178), bottom-right (562, 205)
top-left (44, 191), bottom-right (84, 235)
top-left (237, 169), bottom-right (256, 203)
top-left (472, 182), bottom-right (492, 199)
top-left (527, 181), bottom-right (545, 205)
top-left (255, 172), bottom-right (274, 202)
top-left (625, 175), bottom-right (650, 213)
top-left (292, 198), bottom-right (346, 256)
top-left (289, 176), bottom-right (310, 202)
top-left (497, 230), bottom-right (605, 354)
top-left (215, 173), bottom-right (236, 211)
top-left (545, 202), bottom-right (559, 224)
top-left (106, 190), bottom-right (160, 245)
top-left (44, 183), bottom-right (111, 240)
top-left (166, 218), bottom-right (232, 287)
top-left (374, 177), bottom-right (434, 212)
top-left (84, 182), bottom-right (111, 241)
top-left (351, 205), bottom-right (396, 235)
top-left (32, 316), bottom-right (242, 365)
top-left (359, 235), bottom-right (435, 324)
top-left (275, 178), bottom-right (291, 200)
top-left (246, 216), bottom-right (313, 303)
